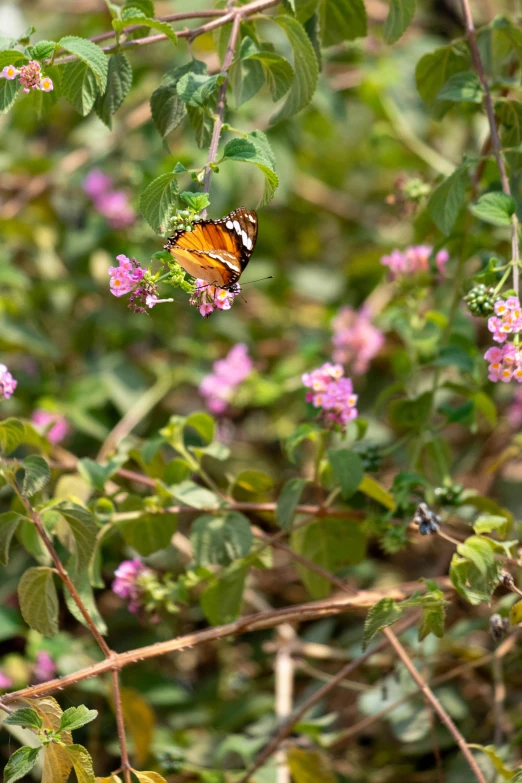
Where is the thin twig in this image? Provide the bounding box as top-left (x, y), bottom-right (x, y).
top-left (460, 0), bottom-right (520, 296)
top-left (275, 625), bottom-right (294, 783)
top-left (111, 671), bottom-right (132, 783)
top-left (0, 579), bottom-right (450, 707)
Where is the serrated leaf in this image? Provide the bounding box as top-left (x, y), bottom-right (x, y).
top-left (63, 554), bottom-right (108, 635)
top-left (191, 512), bottom-right (252, 566)
top-left (63, 744), bottom-right (96, 783)
top-left (29, 40), bottom-right (57, 60)
top-left (383, 0), bottom-right (415, 43)
top-left (123, 0), bottom-right (154, 14)
top-left (418, 603), bottom-right (445, 641)
top-left (58, 36), bottom-right (109, 91)
top-left (18, 567), bottom-right (59, 637)
top-left (276, 478), bottom-right (308, 531)
top-left (0, 50), bottom-right (28, 70)
top-left (150, 84), bottom-right (186, 138)
top-left (0, 76), bottom-right (20, 113)
top-left (176, 72), bottom-right (220, 106)
top-left (118, 512), bottom-right (177, 556)
top-left (201, 563), bottom-right (247, 625)
top-left (328, 448), bottom-right (364, 499)
top-left (4, 746), bottom-right (41, 783)
top-left (59, 705), bottom-right (98, 733)
top-left (470, 192), bottom-right (516, 226)
top-left (5, 708), bottom-right (43, 730)
top-left (186, 104), bottom-right (213, 148)
top-left (0, 418), bottom-right (25, 454)
top-left (37, 697), bottom-right (73, 783)
top-left (363, 597), bottom-right (404, 649)
top-left (320, 0), bottom-right (367, 45)
top-left (270, 16), bottom-right (319, 124)
top-left (415, 43), bottom-right (471, 116)
top-left (0, 511), bottom-right (22, 566)
top-left (223, 130), bottom-right (278, 205)
top-left (428, 164), bottom-right (468, 235)
top-left (56, 502), bottom-right (97, 570)
top-left (250, 51), bottom-right (294, 101)
top-left (291, 518), bottom-right (367, 598)
top-left (179, 191), bottom-right (210, 211)
top-left (114, 14), bottom-right (178, 44)
top-left (21, 455), bottom-right (51, 498)
top-left (139, 172), bottom-right (179, 234)
top-left (62, 61), bottom-right (99, 116)
top-left (437, 70), bottom-right (484, 103)
top-left (94, 53), bottom-right (132, 129)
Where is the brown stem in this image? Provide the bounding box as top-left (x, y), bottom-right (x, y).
top-left (0, 579), bottom-right (451, 706)
top-left (236, 615), bottom-right (419, 783)
top-left (460, 0), bottom-right (520, 296)
top-left (201, 11), bottom-right (243, 215)
top-left (90, 10), bottom-right (230, 44)
top-left (111, 671), bottom-right (132, 783)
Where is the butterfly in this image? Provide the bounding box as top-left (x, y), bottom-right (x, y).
top-left (164, 207), bottom-right (258, 289)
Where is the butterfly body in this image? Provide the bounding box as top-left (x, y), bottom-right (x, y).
top-left (165, 207), bottom-right (258, 289)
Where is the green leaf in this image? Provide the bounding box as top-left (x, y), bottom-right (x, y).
top-left (456, 535), bottom-right (496, 575)
top-left (415, 43), bottom-right (471, 116)
top-left (77, 457), bottom-right (123, 492)
top-left (63, 744), bottom-right (96, 783)
top-left (139, 172), bottom-right (179, 234)
top-left (418, 603), bottom-right (445, 641)
top-left (0, 77), bottom-right (20, 113)
top-left (186, 104), bottom-right (213, 148)
top-left (56, 502), bottom-right (98, 571)
top-left (320, 0), bottom-right (366, 45)
top-left (18, 566), bottom-right (59, 636)
top-left (58, 36), bottom-right (109, 91)
top-left (200, 564), bottom-right (247, 625)
top-left (169, 480), bottom-right (221, 510)
top-left (0, 511), bottom-right (22, 565)
top-left (179, 191), bottom-right (210, 211)
top-left (222, 130), bottom-right (278, 206)
top-left (285, 423), bottom-right (322, 463)
top-left (270, 16), bottom-right (319, 124)
top-left (59, 706), bottom-right (98, 733)
top-left (362, 597), bottom-right (404, 650)
top-left (0, 51), bottom-right (28, 70)
top-left (276, 478), bottom-right (308, 531)
top-left (233, 469), bottom-right (274, 496)
top-left (5, 708), bottom-right (44, 730)
top-left (328, 449), bottom-right (364, 499)
top-left (251, 51), bottom-right (294, 101)
top-left (123, 0), bottom-right (154, 14)
top-left (94, 53), bottom-right (132, 129)
top-left (4, 746), bottom-right (41, 783)
top-left (287, 747), bottom-right (337, 783)
top-left (473, 514), bottom-right (509, 537)
top-left (358, 475), bottom-right (396, 510)
top-left (383, 0), bottom-right (415, 43)
top-left (191, 512), bottom-right (252, 566)
top-left (389, 392), bottom-right (433, 433)
top-left (450, 552), bottom-right (502, 605)
top-left (291, 518), bottom-right (367, 598)
top-left (21, 455), bottom-right (51, 498)
top-left (118, 512), bottom-right (177, 556)
top-left (437, 71), bottom-right (484, 103)
top-left (470, 192), bottom-right (516, 227)
top-left (113, 14), bottom-right (178, 45)
top-left (64, 554), bottom-right (108, 635)
top-left (62, 61), bottom-right (99, 116)
top-left (428, 164), bottom-right (469, 235)
top-left (150, 84), bottom-right (186, 138)
top-left (0, 418), bottom-right (25, 454)
top-left (29, 40), bottom-right (57, 60)
top-left (467, 745), bottom-right (517, 781)
top-left (185, 412), bottom-right (215, 443)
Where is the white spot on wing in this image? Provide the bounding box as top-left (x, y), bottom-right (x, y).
top-left (226, 220), bottom-right (233, 229)
top-left (233, 220), bottom-right (241, 234)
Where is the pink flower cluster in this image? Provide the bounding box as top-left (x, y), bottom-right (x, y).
top-left (487, 297), bottom-right (522, 343)
top-left (33, 651), bottom-right (57, 683)
top-left (381, 246), bottom-right (449, 278)
top-left (302, 362), bottom-right (358, 430)
top-left (508, 387), bottom-right (522, 428)
top-left (332, 306), bottom-right (384, 374)
top-left (199, 343), bottom-right (253, 414)
top-left (0, 364), bottom-right (17, 399)
top-left (1, 61), bottom-right (53, 93)
top-left (112, 558), bottom-right (152, 614)
top-left (108, 254), bottom-right (144, 297)
top-left (190, 280), bottom-right (241, 318)
top-left (0, 669), bottom-right (12, 690)
top-left (31, 409), bottom-right (69, 444)
top-left (83, 169), bottom-right (135, 230)
top-left (485, 344), bottom-right (522, 383)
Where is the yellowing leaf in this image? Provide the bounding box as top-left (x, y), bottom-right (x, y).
top-left (287, 747), bottom-right (337, 783)
top-left (510, 600), bottom-right (522, 626)
top-left (359, 475), bottom-right (396, 511)
top-left (34, 697), bottom-right (73, 783)
top-left (134, 773), bottom-right (168, 783)
top-left (95, 776), bottom-right (122, 783)
top-left (64, 744), bottom-right (96, 783)
top-left (119, 688), bottom-right (155, 767)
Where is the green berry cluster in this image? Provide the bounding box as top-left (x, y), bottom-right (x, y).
top-left (464, 284), bottom-right (497, 317)
top-left (169, 208), bottom-right (201, 234)
top-left (358, 444), bottom-right (382, 473)
top-left (433, 482), bottom-right (463, 506)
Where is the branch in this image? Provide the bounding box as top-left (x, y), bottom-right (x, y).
top-left (460, 0), bottom-right (520, 296)
top-left (0, 579), bottom-right (450, 706)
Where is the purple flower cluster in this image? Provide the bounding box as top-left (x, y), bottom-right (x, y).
top-left (33, 651), bottom-right (57, 683)
top-left (302, 362), bottom-right (358, 430)
top-left (1, 61), bottom-right (53, 93)
top-left (484, 345), bottom-right (522, 384)
top-left (0, 364), bottom-right (17, 399)
top-left (381, 245), bottom-right (449, 279)
top-left (112, 558), bottom-right (152, 614)
top-left (488, 297), bottom-right (522, 343)
top-left (199, 344), bottom-right (253, 414)
top-left (31, 409), bottom-right (69, 444)
top-left (83, 169), bottom-right (135, 230)
top-left (190, 280), bottom-right (241, 318)
top-left (332, 306), bottom-right (384, 374)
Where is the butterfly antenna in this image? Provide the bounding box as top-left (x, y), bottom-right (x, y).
top-left (240, 276), bottom-right (273, 287)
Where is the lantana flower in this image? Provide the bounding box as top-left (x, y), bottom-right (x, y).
top-left (83, 169), bottom-right (135, 230)
top-left (0, 365), bottom-right (17, 399)
top-left (112, 559), bottom-right (153, 614)
top-left (302, 362), bottom-right (358, 430)
top-left (487, 296), bottom-right (522, 343)
top-left (332, 306), bottom-right (384, 374)
top-left (199, 344), bottom-right (253, 414)
top-left (1, 60), bottom-right (53, 93)
top-left (1, 65), bottom-right (19, 80)
top-left (31, 409), bottom-right (69, 444)
top-left (381, 245), bottom-right (449, 278)
top-left (484, 344), bottom-right (522, 383)
top-left (190, 280), bottom-right (241, 318)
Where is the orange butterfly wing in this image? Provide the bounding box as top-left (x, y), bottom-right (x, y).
top-left (165, 207), bottom-right (258, 288)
